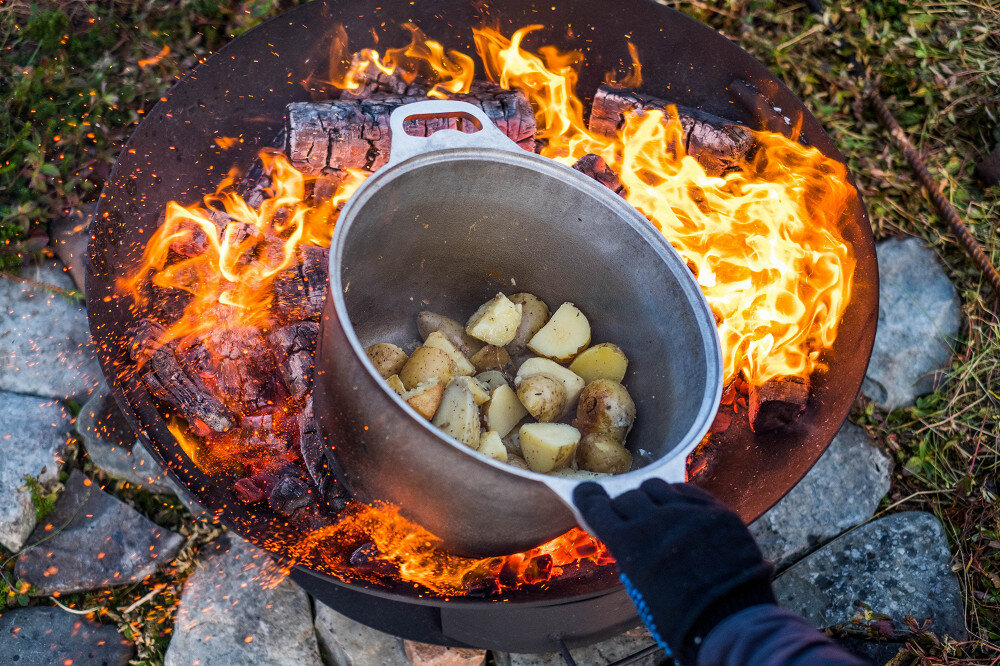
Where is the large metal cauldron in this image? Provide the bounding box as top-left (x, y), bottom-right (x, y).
top-left (314, 100), bottom-right (723, 557)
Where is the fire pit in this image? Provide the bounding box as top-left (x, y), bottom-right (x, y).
top-left (85, 0), bottom-right (877, 653)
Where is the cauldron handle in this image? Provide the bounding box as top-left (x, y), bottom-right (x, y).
top-left (386, 99), bottom-right (524, 166)
top-left (544, 453), bottom-right (690, 533)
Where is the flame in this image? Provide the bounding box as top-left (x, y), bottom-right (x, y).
top-left (122, 24), bottom-right (856, 596)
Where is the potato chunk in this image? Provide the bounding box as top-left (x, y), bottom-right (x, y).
top-left (577, 433), bottom-right (633, 474)
top-left (527, 302), bottom-right (590, 362)
top-left (568, 343), bottom-right (629, 384)
top-left (506, 293), bottom-right (550, 356)
top-left (474, 370), bottom-right (509, 394)
top-left (519, 423), bottom-right (581, 473)
top-left (478, 431), bottom-right (508, 463)
top-left (485, 384), bottom-right (528, 438)
top-left (516, 357), bottom-right (586, 414)
top-left (386, 374), bottom-right (406, 395)
top-left (470, 345), bottom-right (511, 372)
top-left (432, 379), bottom-right (481, 448)
top-left (466, 293), bottom-right (523, 346)
top-left (365, 343), bottom-right (408, 378)
top-left (423, 331), bottom-right (476, 376)
top-left (455, 375), bottom-right (490, 405)
top-left (417, 311), bottom-right (483, 356)
top-left (573, 379), bottom-right (636, 441)
top-left (399, 346), bottom-right (455, 390)
top-left (402, 380), bottom-right (444, 419)
top-left (515, 373), bottom-right (567, 422)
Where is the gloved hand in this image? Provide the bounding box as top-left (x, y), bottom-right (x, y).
top-left (574, 479), bottom-right (776, 664)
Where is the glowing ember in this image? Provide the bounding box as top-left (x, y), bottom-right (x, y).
top-left (121, 24), bottom-right (856, 595)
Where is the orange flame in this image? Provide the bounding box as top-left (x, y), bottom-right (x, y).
top-left (124, 24), bottom-right (856, 595)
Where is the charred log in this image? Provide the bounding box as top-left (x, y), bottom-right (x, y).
top-left (297, 396), bottom-right (344, 505)
top-left (339, 53), bottom-right (430, 99)
top-left (269, 475), bottom-right (314, 517)
top-left (285, 86), bottom-right (536, 175)
top-left (273, 244), bottom-right (329, 322)
top-left (572, 153), bottom-right (625, 196)
top-left (198, 325), bottom-right (284, 414)
top-left (748, 375), bottom-right (810, 432)
top-left (589, 85), bottom-right (755, 175)
top-left (268, 321), bottom-right (320, 401)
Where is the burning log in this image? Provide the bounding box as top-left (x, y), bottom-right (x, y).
top-left (588, 85), bottom-right (755, 175)
top-left (285, 86), bottom-right (536, 175)
top-left (572, 154), bottom-right (625, 196)
top-left (340, 53), bottom-right (430, 99)
top-left (297, 396), bottom-right (344, 506)
top-left (748, 375), bottom-right (810, 432)
top-left (197, 325), bottom-right (284, 413)
top-left (273, 244), bottom-right (329, 322)
top-left (268, 321), bottom-right (319, 401)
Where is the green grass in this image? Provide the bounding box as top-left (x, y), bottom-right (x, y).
top-left (2, 0), bottom-right (999, 663)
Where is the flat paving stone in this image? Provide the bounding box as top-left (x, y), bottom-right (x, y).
top-left (750, 422), bottom-right (893, 569)
top-left (495, 626), bottom-right (667, 666)
top-left (78, 382), bottom-right (175, 495)
top-left (862, 238), bottom-right (960, 410)
top-left (165, 534), bottom-right (321, 666)
top-left (774, 511), bottom-right (966, 640)
top-left (0, 260), bottom-right (102, 400)
top-left (404, 640), bottom-right (486, 666)
top-left (15, 469), bottom-right (183, 594)
top-left (314, 601), bottom-right (409, 666)
top-left (0, 392), bottom-right (71, 551)
top-left (0, 606), bottom-right (133, 666)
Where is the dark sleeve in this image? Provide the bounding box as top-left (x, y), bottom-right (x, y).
top-left (696, 605), bottom-right (872, 666)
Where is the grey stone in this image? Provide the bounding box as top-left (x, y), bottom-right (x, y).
top-left (0, 260), bottom-right (102, 400)
top-left (314, 601), bottom-right (409, 666)
top-left (165, 534), bottom-right (321, 666)
top-left (0, 606), bottom-right (133, 666)
top-left (15, 469), bottom-right (184, 594)
top-left (404, 640), bottom-right (486, 666)
top-left (78, 382), bottom-right (175, 495)
top-left (495, 626), bottom-right (666, 666)
top-left (49, 212), bottom-right (91, 292)
top-left (862, 238), bottom-right (961, 410)
top-left (774, 511), bottom-right (966, 640)
top-left (750, 422), bottom-right (893, 569)
top-left (0, 392), bottom-right (71, 551)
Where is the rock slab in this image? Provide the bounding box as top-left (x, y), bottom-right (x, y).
top-left (0, 606), bottom-right (133, 666)
top-left (165, 534), bottom-right (322, 666)
top-left (0, 260), bottom-right (102, 400)
top-left (750, 422), bottom-right (893, 569)
top-left (862, 238), bottom-right (960, 410)
top-left (0, 391), bottom-right (71, 551)
top-left (314, 601), bottom-right (409, 666)
top-left (78, 382), bottom-right (175, 494)
top-left (15, 469), bottom-right (184, 594)
top-left (404, 640), bottom-right (486, 666)
top-left (495, 626), bottom-right (666, 666)
top-left (774, 511), bottom-right (966, 639)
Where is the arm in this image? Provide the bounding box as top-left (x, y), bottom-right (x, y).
top-left (573, 480), bottom-right (868, 665)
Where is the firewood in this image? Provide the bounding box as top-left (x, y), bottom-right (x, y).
top-left (589, 85), bottom-right (755, 175)
top-left (339, 53), bottom-right (430, 99)
top-left (141, 340), bottom-right (235, 436)
top-left (572, 153), bottom-right (625, 196)
top-left (297, 396), bottom-right (344, 505)
top-left (748, 375), bottom-right (810, 432)
top-left (268, 321), bottom-right (319, 400)
top-left (269, 474), bottom-right (315, 517)
top-left (272, 244), bottom-right (329, 322)
top-left (285, 86), bottom-right (536, 175)
top-left (197, 325), bottom-right (283, 413)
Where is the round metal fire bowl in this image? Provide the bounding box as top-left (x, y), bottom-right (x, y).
top-left (85, 0), bottom-right (877, 649)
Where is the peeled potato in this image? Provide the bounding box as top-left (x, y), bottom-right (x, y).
top-left (519, 423), bottom-right (581, 473)
top-left (568, 343), bottom-right (628, 384)
top-left (365, 343), bottom-right (408, 378)
top-left (478, 431), bottom-right (508, 462)
top-left (466, 293), bottom-right (523, 346)
top-left (455, 375), bottom-right (490, 405)
top-left (417, 311), bottom-right (483, 356)
top-left (485, 384), bottom-right (528, 438)
top-left (502, 427), bottom-right (523, 457)
top-left (386, 374), bottom-right (406, 395)
top-left (577, 433), bottom-right (633, 474)
top-left (527, 302), bottom-right (590, 362)
top-left (573, 379), bottom-right (636, 441)
top-left (506, 293), bottom-right (550, 355)
top-left (399, 346), bottom-right (455, 390)
top-left (402, 380), bottom-right (444, 419)
top-left (432, 379), bottom-right (481, 448)
top-left (470, 345), bottom-right (511, 372)
top-left (515, 373), bottom-right (567, 422)
top-left (516, 357), bottom-right (586, 414)
top-left (423, 331), bottom-right (476, 376)
top-left (475, 370), bottom-right (509, 394)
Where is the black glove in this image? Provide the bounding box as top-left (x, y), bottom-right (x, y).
top-left (574, 479), bottom-right (776, 664)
